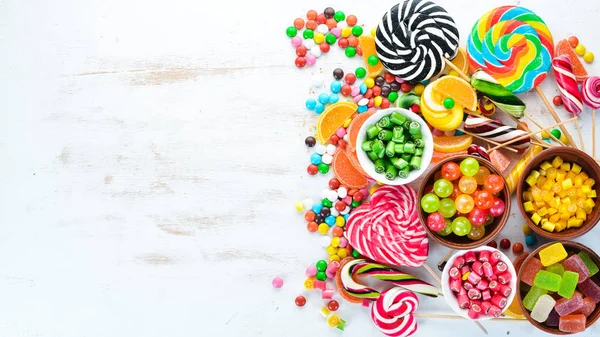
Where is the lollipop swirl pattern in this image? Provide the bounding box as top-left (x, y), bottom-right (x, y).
top-left (467, 6), bottom-right (554, 94)
top-left (371, 288), bottom-right (419, 337)
top-left (582, 76), bottom-right (600, 109)
top-left (375, 0), bottom-right (459, 82)
top-left (552, 55), bottom-right (583, 115)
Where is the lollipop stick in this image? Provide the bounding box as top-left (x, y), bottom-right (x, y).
top-left (535, 86), bottom-right (578, 148)
top-left (524, 114), bottom-right (566, 146)
top-left (488, 117), bottom-right (577, 152)
top-left (593, 109), bottom-right (597, 159)
top-left (422, 263), bottom-right (442, 285)
top-left (458, 129), bottom-right (519, 153)
top-left (437, 249), bottom-right (456, 271)
top-left (444, 59), bottom-right (470, 81)
top-left (575, 118), bottom-right (585, 151)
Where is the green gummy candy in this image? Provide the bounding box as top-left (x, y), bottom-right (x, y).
top-left (546, 263), bottom-right (565, 276)
top-left (558, 271), bottom-right (580, 299)
top-left (577, 251), bottom-right (599, 276)
top-left (523, 286), bottom-right (548, 311)
top-left (533, 270), bottom-right (562, 292)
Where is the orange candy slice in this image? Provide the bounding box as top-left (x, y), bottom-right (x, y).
top-left (444, 47), bottom-right (469, 75)
top-left (555, 39), bottom-right (588, 81)
top-left (431, 150), bottom-right (468, 163)
top-left (332, 148), bottom-right (368, 189)
top-left (433, 135), bottom-right (473, 153)
top-left (317, 102), bottom-right (357, 144)
top-left (346, 148), bottom-right (369, 178)
top-left (347, 111), bottom-right (375, 150)
top-left (358, 36), bottom-right (384, 78)
top-left (430, 75), bottom-right (477, 111)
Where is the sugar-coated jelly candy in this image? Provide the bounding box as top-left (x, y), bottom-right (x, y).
top-left (555, 292), bottom-right (584, 316)
top-left (534, 270), bottom-right (562, 292)
top-left (523, 286), bottom-right (548, 311)
top-left (545, 263), bottom-right (565, 276)
top-left (522, 258), bottom-right (543, 286)
top-left (577, 251), bottom-right (599, 277)
top-left (563, 255), bottom-right (590, 283)
top-left (539, 243), bottom-right (568, 266)
top-left (558, 271), bottom-right (580, 299)
top-left (576, 297), bottom-right (596, 317)
top-left (545, 309), bottom-right (560, 327)
top-left (578, 278), bottom-right (600, 303)
top-left (559, 314), bottom-right (586, 333)
top-left (530, 294), bottom-right (556, 322)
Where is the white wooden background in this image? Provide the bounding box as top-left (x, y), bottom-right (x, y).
top-left (0, 0), bottom-right (599, 336)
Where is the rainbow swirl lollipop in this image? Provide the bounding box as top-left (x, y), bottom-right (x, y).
top-left (466, 6), bottom-right (554, 94)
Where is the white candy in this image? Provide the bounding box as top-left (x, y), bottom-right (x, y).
top-left (312, 74), bottom-right (325, 87)
top-left (321, 153), bottom-right (333, 165)
top-left (317, 24), bottom-right (329, 34)
top-left (358, 98), bottom-right (369, 106)
top-left (337, 21), bottom-right (348, 29)
top-left (302, 198), bottom-right (314, 210)
top-left (330, 208), bottom-right (340, 217)
top-left (343, 134), bottom-right (349, 142)
top-left (327, 190), bottom-right (339, 202)
top-left (303, 39), bottom-right (315, 49)
top-left (337, 186), bottom-right (348, 198)
top-left (315, 144), bottom-right (326, 155)
top-left (320, 236), bottom-right (332, 248)
top-left (326, 144), bottom-right (337, 155)
top-left (310, 46), bottom-right (322, 58)
top-left (340, 206), bottom-right (351, 215)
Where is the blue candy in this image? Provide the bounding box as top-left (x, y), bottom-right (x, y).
top-left (359, 83), bottom-right (367, 94)
top-left (330, 81), bottom-right (342, 93)
top-left (311, 204), bottom-right (323, 214)
top-left (525, 234), bottom-right (537, 247)
top-left (325, 215), bottom-right (336, 227)
top-left (343, 214), bottom-right (349, 222)
top-left (455, 130), bottom-right (465, 136)
top-left (314, 102), bottom-right (325, 114)
top-left (305, 98), bottom-right (317, 110)
top-left (357, 105), bottom-right (368, 113)
top-left (310, 153), bottom-right (322, 165)
top-left (318, 93), bottom-right (330, 104)
top-left (329, 94), bottom-right (339, 104)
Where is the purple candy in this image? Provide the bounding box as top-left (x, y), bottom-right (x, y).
top-left (564, 255), bottom-right (590, 283)
top-left (579, 278), bottom-right (600, 303)
top-left (555, 292), bottom-right (584, 316)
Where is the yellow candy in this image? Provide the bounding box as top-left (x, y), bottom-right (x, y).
top-left (531, 212), bottom-right (542, 225)
top-left (364, 78), bottom-right (375, 88)
top-left (328, 315), bottom-right (340, 327)
top-left (576, 208), bottom-right (586, 220)
top-left (326, 246), bottom-right (338, 255)
top-left (526, 174), bottom-right (538, 187)
top-left (313, 33), bottom-right (325, 44)
top-left (370, 27), bottom-right (377, 37)
top-left (295, 201), bottom-right (305, 212)
top-left (414, 84), bottom-right (425, 96)
top-left (540, 161), bottom-right (552, 170)
top-left (584, 52), bottom-right (595, 63)
top-left (331, 237), bottom-right (341, 248)
top-left (562, 178), bottom-right (573, 190)
top-left (335, 216), bottom-right (345, 227)
top-left (329, 255), bottom-right (341, 262)
top-left (343, 118), bottom-right (353, 128)
top-left (342, 27), bottom-right (352, 38)
top-left (560, 134), bottom-right (569, 144)
top-left (524, 201), bottom-right (535, 212)
top-left (552, 156), bottom-right (563, 168)
top-left (556, 220), bottom-right (567, 232)
top-left (462, 271), bottom-right (471, 281)
top-left (583, 178), bottom-right (596, 187)
top-left (571, 163), bottom-right (582, 174)
top-left (320, 307), bottom-right (330, 318)
top-left (541, 131), bottom-right (551, 139)
top-left (585, 198), bottom-right (595, 209)
top-left (318, 223), bottom-right (329, 235)
top-left (560, 162), bottom-right (571, 172)
top-left (541, 220), bottom-right (555, 232)
top-left (556, 170), bottom-right (566, 181)
top-left (304, 278), bottom-right (315, 290)
top-left (575, 44), bottom-right (586, 56)
top-left (539, 242), bottom-right (568, 266)
top-left (538, 207), bottom-right (548, 216)
top-left (523, 223), bottom-right (533, 235)
top-left (546, 167), bottom-right (557, 180)
top-left (589, 190), bottom-right (597, 198)
top-left (370, 185), bottom-right (379, 195)
top-left (374, 96), bottom-right (382, 107)
top-left (547, 207), bottom-right (557, 215)
top-left (337, 248), bottom-right (348, 258)
top-left (523, 191), bottom-right (533, 201)
top-left (549, 213), bottom-right (561, 224)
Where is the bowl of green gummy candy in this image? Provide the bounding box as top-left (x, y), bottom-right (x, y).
top-left (356, 108), bottom-right (433, 185)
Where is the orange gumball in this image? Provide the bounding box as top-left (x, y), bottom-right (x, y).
top-left (307, 10), bottom-right (317, 20)
top-left (294, 18), bottom-right (305, 30)
top-left (568, 36), bottom-right (579, 48)
top-left (306, 20), bottom-right (317, 31)
top-left (346, 15), bottom-right (358, 27)
top-left (307, 221), bottom-right (318, 232)
top-left (348, 36), bottom-right (358, 47)
top-left (326, 18), bottom-right (337, 30)
top-left (332, 226), bottom-right (344, 237)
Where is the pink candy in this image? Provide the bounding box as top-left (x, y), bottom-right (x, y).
top-left (306, 266), bottom-right (317, 277)
top-left (330, 28), bottom-right (341, 38)
top-left (272, 276), bottom-right (284, 288)
top-left (351, 87), bottom-right (361, 97)
top-left (291, 36), bottom-right (302, 47)
top-left (336, 127), bottom-right (347, 138)
top-left (305, 55), bottom-right (316, 66)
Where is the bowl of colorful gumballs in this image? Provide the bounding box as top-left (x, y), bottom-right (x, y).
top-left (517, 147), bottom-right (600, 240)
top-left (441, 246), bottom-right (517, 320)
top-left (418, 155), bottom-right (510, 249)
top-left (517, 241), bottom-right (600, 334)
top-left (356, 108), bottom-right (433, 185)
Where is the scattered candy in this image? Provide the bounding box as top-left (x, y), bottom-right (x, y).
top-left (272, 276), bottom-right (284, 288)
top-left (295, 296), bottom-right (307, 307)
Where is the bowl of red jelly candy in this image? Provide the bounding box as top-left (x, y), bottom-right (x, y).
top-left (442, 246), bottom-right (517, 320)
top-left (517, 241), bottom-right (600, 334)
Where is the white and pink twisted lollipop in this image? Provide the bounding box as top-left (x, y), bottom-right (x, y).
top-left (582, 76), bottom-right (600, 158)
top-left (371, 287), bottom-right (419, 337)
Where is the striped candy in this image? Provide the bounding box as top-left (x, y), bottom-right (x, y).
top-left (464, 115), bottom-right (530, 151)
top-left (346, 185), bottom-right (429, 268)
top-left (552, 55), bottom-right (583, 115)
top-left (375, 0), bottom-right (459, 82)
top-left (466, 6), bottom-right (554, 94)
top-left (371, 288), bottom-right (419, 337)
top-left (582, 76), bottom-right (600, 110)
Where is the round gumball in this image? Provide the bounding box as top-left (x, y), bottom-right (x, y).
top-left (438, 219), bottom-right (453, 236)
top-left (433, 179), bottom-right (453, 198)
top-left (487, 240), bottom-right (498, 248)
top-left (451, 217), bottom-right (472, 236)
top-left (489, 198), bottom-right (505, 217)
top-left (438, 198), bottom-right (457, 218)
top-left (474, 190), bottom-right (494, 209)
top-left (455, 194), bottom-right (475, 214)
top-left (441, 162), bottom-right (461, 181)
top-left (420, 193), bottom-right (440, 213)
top-left (449, 184), bottom-right (460, 200)
top-left (483, 214), bottom-right (494, 226)
top-left (458, 176), bottom-right (478, 194)
top-left (484, 174), bottom-right (504, 194)
top-left (473, 166), bottom-right (490, 185)
top-left (467, 224), bottom-right (485, 240)
top-left (468, 207), bottom-right (489, 226)
top-left (427, 212), bottom-right (446, 232)
top-left (459, 158), bottom-right (480, 177)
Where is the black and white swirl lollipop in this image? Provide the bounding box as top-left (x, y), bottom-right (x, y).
top-left (375, 0), bottom-right (460, 82)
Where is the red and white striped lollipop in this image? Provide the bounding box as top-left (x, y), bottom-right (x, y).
top-left (582, 76), bottom-right (600, 109)
top-left (346, 185), bottom-right (429, 267)
top-left (371, 287), bottom-right (419, 337)
top-left (552, 55), bottom-right (583, 115)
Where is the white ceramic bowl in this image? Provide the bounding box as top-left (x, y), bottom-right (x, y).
top-left (355, 108), bottom-right (433, 185)
top-left (441, 246), bottom-right (517, 321)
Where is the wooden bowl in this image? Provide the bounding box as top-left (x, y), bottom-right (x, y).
top-left (418, 155), bottom-right (510, 250)
top-left (516, 146), bottom-right (600, 240)
top-left (517, 241), bottom-right (600, 334)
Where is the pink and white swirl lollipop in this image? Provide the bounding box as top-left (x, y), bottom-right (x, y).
top-left (371, 287), bottom-right (419, 337)
top-left (582, 76), bottom-right (600, 158)
top-left (552, 55), bottom-right (583, 115)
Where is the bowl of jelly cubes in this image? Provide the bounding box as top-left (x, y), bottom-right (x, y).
top-left (442, 246), bottom-right (517, 320)
top-left (517, 147), bottom-right (600, 240)
top-left (517, 241), bottom-right (600, 334)
top-left (418, 155), bottom-right (510, 249)
top-left (356, 108), bottom-right (433, 185)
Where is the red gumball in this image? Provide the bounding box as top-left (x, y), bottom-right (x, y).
top-left (441, 162), bottom-right (461, 181)
top-left (345, 73), bottom-right (356, 85)
top-left (340, 85), bottom-right (352, 96)
top-left (400, 82), bottom-right (413, 93)
top-left (338, 38), bottom-right (349, 48)
top-left (427, 212), bottom-right (446, 232)
top-left (410, 104), bottom-right (420, 113)
top-left (553, 95), bottom-right (563, 106)
top-left (474, 190), bottom-right (494, 209)
top-left (380, 98), bottom-right (391, 108)
top-left (295, 57), bottom-right (306, 68)
top-left (489, 198), bottom-right (505, 217)
top-left (320, 42), bottom-right (331, 53)
top-left (296, 45), bottom-right (307, 57)
top-left (468, 207), bottom-right (489, 226)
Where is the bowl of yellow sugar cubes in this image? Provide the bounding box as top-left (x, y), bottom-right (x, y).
top-left (517, 147), bottom-right (600, 240)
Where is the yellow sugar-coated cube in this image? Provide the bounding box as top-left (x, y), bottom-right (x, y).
top-left (558, 204), bottom-right (568, 213)
top-left (560, 212), bottom-right (571, 221)
top-left (541, 220), bottom-right (556, 232)
top-left (567, 172), bottom-right (577, 181)
top-left (576, 197), bottom-right (586, 208)
top-left (576, 208), bottom-right (587, 220)
top-left (526, 174), bottom-right (538, 187)
top-left (574, 175), bottom-right (584, 186)
top-left (547, 207), bottom-right (558, 215)
top-left (556, 219), bottom-right (567, 232)
top-left (539, 242), bottom-right (568, 266)
top-left (585, 207), bottom-right (593, 215)
top-left (571, 163), bottom-right (582, 174)
top-left (523, 191), bottom-right (533, 201)
top-left (584, 178), bottom-right (596, 187)
top-left (562, 178), bottom-right (573, 190)
top-left (546, 168), bottom-right (557, 180)
top-left (582, 185), bottom-right (592, 194)
top-left (548, 197), bottom-right (559, 208)
top-left (552, 156), bottom-right (564, 168)
top-left (542, 179), bottom-right (555, 191)
top-left (538, 207), bottom-right (548, 216)
top-left (558, 190), bottom-right (568, 198)
top-left (556, 170), bottom-right (567, 182)
top-left (567, 204), bottom-right (578, 213)
top-left (568, 217), bottom-right (583, 228)
top-left (535, 200), bottom-right (547, 209)
top-left (589, 190), bottom-right (597, 198)
top-left (552, 183), bottom-right (562, 194)
top-left (541, 190), bottom-right (554, 202)
top-left (531, 212), bottom-right (542, 225)
top-left (585, 198), bottom-right (595, 209)
top-left (561, 197), bottom-right (572, 205)
top-left (536, 176), bottom-right (548, 188)
top-left (540, 161), bottom-right (553, 170)
top-left (549, 213), bottom-right (561, 224)
top-left (560, 162), bottom-right (571, 172)
top-left (575, 188), bottom-right (586, 198)
top-left (567, 188), bottom-right (577, 197)
top-left (524, 201), bottom-right (535, 212)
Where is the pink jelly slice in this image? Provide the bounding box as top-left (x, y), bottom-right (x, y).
top-left (564, 255), bottom-right (590, 283)
top-left (578, 278), bottom-right (600, 303)
top-left (522, 258), bottom-right (543, 286)
top-left (555, 292), bottom-right (584, 316)
top-left (574, 297), bottom-right (597, 317)
top-left (559, 314), bottom-right (586, 333)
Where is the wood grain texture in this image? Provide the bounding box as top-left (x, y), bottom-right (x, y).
top-left (0, 0), bottom-right (599, 336)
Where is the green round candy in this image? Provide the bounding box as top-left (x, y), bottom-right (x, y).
top-left (443, 97), bottom-right (455, 109)
top-left (460, 157), bottom-right (480, 177)
top-left (325, 33), bottom-right (337, 45)
top-left (438, 219), bottom-right (453, 236)
top-left (550, 128), bottom-right (562, 139)
top-left (322, 198), bottom-right (332, 207)
top-left (438, 198), bottom-right (457, 218)
top-left (352, 25), bottom-right (363, 37)
top-left (367, 55), bottom-right (379, 66)
top-left (316, 260), bottom-right (328, 272)
top-left (355, 67), bottom-right (367, 78)
top-left (388, 91), bottom-right (399, 103)
top-left (318, 163), bottom-right (329, 174)
top-left (333, 11), bottom-right (345, 22)
top-left (420, 193), bottom-right (440, 213)
top-left (315, 271), bottom-right (327, 281)
top-left (303, 29), bottom-right (314, 39)
top-left (351, 249), bottom-right (361, 258)
top-left (452, 216), bottom-right (472, 236)
top-left (433, 179), bottom-right (453, 198)
top-left (351, 200), bottom-right (361, 208)
top-left (286, 26), bottom-right (297, 38)
top-left (345, 46), bottom-right (356, 58)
